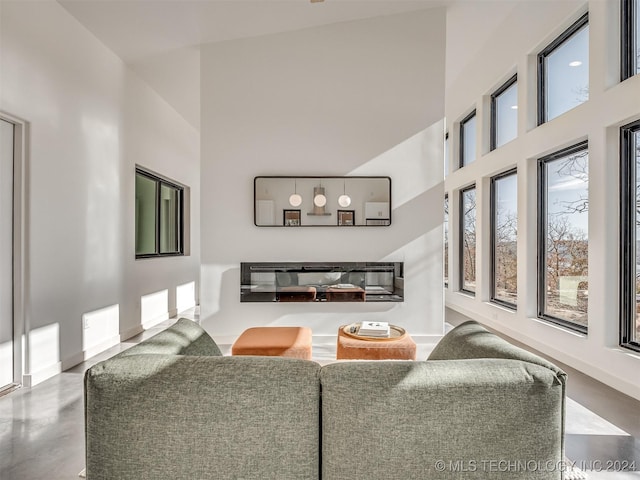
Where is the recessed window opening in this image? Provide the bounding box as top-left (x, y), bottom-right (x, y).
top-left (491, 75), bottom-right (518, 150)
top-left (460, 111), bottom-right (477, 168)
top-left (620, 119), bottom-right (640, 352)
top-left (460, 185), bottom-right (477, 295)
top-left (538, 13), bottom-right (589, 124)
top-left (538, 142), bottom-right (589, 333)
top-left (135, 167), bottom-right (184, 258)
top-left (491, 169), bottom-right (518, 308)
top-left (622, 0), bottom-right (640, 80)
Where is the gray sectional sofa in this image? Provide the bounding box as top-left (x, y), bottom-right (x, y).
top-left (84, 319), bottom-right (566, 479)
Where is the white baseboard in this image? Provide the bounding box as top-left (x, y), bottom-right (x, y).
top-left (120, 324), bottom-right (144, 342)
top-left (61, 351), bottom-right (86, 371)
top-left (60, 335), bottom-right (123, 372)
top-left (22, 361), bottom-right (62, 387)
top-left (142, 310), bottom-right (175, 330)
top-left (80, 336), bottom-right (121, 363)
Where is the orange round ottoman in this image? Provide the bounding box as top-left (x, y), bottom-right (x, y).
top-left (336, 324), bottom-right (416, 360)
top-left (231, 326), bottom-right (313, 360)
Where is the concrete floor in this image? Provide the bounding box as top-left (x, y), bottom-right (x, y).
top-left (0, 311), bottom-right (638, 479)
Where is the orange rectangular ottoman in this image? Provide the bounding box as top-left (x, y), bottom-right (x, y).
top-left (231, 326), bottom-right (313, 360)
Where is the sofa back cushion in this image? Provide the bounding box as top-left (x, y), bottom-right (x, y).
top-left (320, 359), bottom-right (565, 480)
top-left (86, 355), bottom-right (320, 480)
top-left (428, 320), bottom-right (564, 376)
top-left (118, 317), bottom-right (222, 357)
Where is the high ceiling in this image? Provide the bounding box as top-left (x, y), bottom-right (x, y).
top-left (58, 0), bottom-right (451, 129)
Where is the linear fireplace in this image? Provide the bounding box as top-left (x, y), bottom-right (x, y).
top-left (240, 262), bottom-right (404, 303)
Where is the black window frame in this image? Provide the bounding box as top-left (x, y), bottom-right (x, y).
top-left (621, 0), bottom-right (639, 80)
top-left (490, 75), bottom-right (518, 151)
top-left (490, 168), bottom-right (518, 309)
top-left (459, 184), bottom-right (477, 296)
top-left (135, 167), bottom-right (185, 259)
top-left (537, 13), bottom-right (589, 126)
top-left (444, 193), bottom-right (449, 288)
top-left (620, 119), bottom-right (640, 352)
top-left (459, 110), bottom-right (477, 168)
top-left (537, 141), bottom-right (589, 334)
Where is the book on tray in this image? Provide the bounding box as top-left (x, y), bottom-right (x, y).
top-left (358, 321), bottom-right (390, 337)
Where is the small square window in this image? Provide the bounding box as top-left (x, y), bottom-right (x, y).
top-left (459, 111), bottom-right (476, 168)
top-left (538, 13), bottom-right (589, 124)
top-left (491, 75), bottom-right (518, 150)
top-left (136, 168), bottom-right (184, 258)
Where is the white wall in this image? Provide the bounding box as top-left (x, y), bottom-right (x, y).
top-left (200, 9), bottom-right (446, 341)
top-left (0, 1), bottom-right (200, 385)
top-left (444, 0), bottom-right (640, 400)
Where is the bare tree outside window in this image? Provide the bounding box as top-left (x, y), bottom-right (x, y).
top-left (492, 171), bottom-right (517, 307)
top-left (461, 186), bottom-right (476, 294)
top-left (539, 144), bottom-right (589, 331)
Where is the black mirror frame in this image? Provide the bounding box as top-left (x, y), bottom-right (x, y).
top-left (253, 176), bottom-right (392, 227)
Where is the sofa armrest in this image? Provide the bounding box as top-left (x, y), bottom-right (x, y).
top-left (428, 321), bottom-right (565, 377)
top-left (320, 359), bottom-right (565, 480)
top-left (85, 355), bottom-right (320, 480)
top-left (117, 318), bottom-right (222, 357)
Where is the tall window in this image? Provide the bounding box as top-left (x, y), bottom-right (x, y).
top-left (491, 170), bottom-right (518, 308)
top-left (460, 111), bottom-right (477, 167)
top-left (444, 194), bottom-right (449, 287)
top-left (460, 186), bottom-right (477, 295)
top-left (622, 0), bottom-right (640, 80)
top-left (538, 13), bottom-right (589, 124)
top-left (135, 168), bottom-right (184, 258)
top-left (620, 119), bottom-right (640, 352)
top-left (538, 142), bottom-right (589, 332)
top-left (491, 75), bottom-right (518, 150)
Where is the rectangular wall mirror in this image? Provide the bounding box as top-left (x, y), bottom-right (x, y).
top-left (254, 176), bottom-right (391, 227)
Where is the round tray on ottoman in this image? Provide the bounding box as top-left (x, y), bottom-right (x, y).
top-left (336, 323), bottom-right (416, 360)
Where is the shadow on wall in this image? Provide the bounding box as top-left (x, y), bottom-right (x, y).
top-left (201, 120), bottom-right (445, 337)
top-left (74, 280), bottom-right (197, 363)
top-left (141, 281), bottom-right (197, 329)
